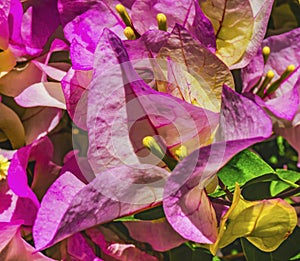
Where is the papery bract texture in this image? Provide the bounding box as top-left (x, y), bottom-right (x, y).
top-left (191, 0), bottom-right (216, 52)
top-left (131, 0), bottom-right (194, 34)
top-left (230, 0), bottom-right (274, 69)
top-left (61, 68), bottom-right (92, 130)
top-left (163, 85), bottom-right (273, 243)
top-left (87, 28), bottom-right (219, 174)
top-left (33, 165), bottom-right (169, 250)
top-left (58, 0), bottom-right (125, 70)
top-left (7, 137), bottom-right (60, 210)
top-left (0, 175), bottom-right (19, 223)
top-left (0, 222), bottom-right (55, 260)
top-left (21, 0), bottom-right (60, 55)
top-left (242, 27), bottom-right (300, 121)
top-left (124, 29), bottom-right (169, 60)
top-left (86, 226), bottom-right (158, 261)
top-left (157, 25), bottom-right (234, 112)
top-left (67, 233), bottom-right (103, 261)
top-left (15, 82), bottom-right (66, 110)
top-left (124, 218), bottom-right (186, 251)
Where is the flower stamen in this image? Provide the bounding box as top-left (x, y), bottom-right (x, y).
top-left (175, 145), bottom-right (188, 161)
top-left (264, 64), bottom-right (296, 97)
top-left (124, 26), bottom-right (137, 40)
top-left (143, 136), bottom-right (166, 160)
top-left (256, 70), bottom-right (274, 97)
top-left (156, 13), bottom-right (167, 31)
top-left (142, 136), bottom-right (177, 170)
top-left (116, 4), bottom-right (132, 27)
top-left (262, 46), bottom-right (271, 64)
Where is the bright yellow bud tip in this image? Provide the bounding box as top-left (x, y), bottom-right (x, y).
top-left (175, 145), bottom-right (188, 160)
top-left (115, 4), bottom-right (126, 15)
top-left (156, 13), bottom-right (167, 31)
top-left (0, 155), bottom-right (9, 181)
top-left (287, 64), bottom-right (296, 72)
top-left (256, 70), bottom-right (274, 97)
top-left (264, 64), bottom-right (296, 97)
top-left (124, 26), bottom-right (136, 40)
top-left (115, 4), bottom-right (132, 27)
top-left (143, 136), bottom-right (178, 170)
top-left (262, 46), bottom-right (270, 56)
top-left (142, 136), bottom-right (155, 149)
top-left (156, 13), bottom-right (167, 23)
top-left (266, 70), bottom-right (275, 79)
top-left (262, 46), bottom-right (270, 64)
top-left (143, 136), bottom-right (166, 160)
top-left (143, 136), bottom-right (162, 152)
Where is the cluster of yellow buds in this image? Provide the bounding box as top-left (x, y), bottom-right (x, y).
top-left (254, 46), bottom-right (296, 98)
top-left (116, 4), bottom-right (167, 40)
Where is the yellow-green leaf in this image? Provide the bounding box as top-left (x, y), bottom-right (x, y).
top-left (158, 25), bottom-right (234, 112)
top-left (199, 0), bottom-right (254, 66)
top-left (210, 184), bottom-right (297, 255)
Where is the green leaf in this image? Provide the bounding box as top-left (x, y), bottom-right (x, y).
top-left (134, 205), bottom-right (165, 220)
top-left (113, 215), bottom-right (139, 222)
top-left (241, 170), bottom-right (300, 199)
top-left (218, 150), bottom-right (274, 187)
top-left (168, 244), bottom-right (194, 261)
top-left (241, 174), bottom-right (282, 200)
top-left (241, 226), bottom-right (300, 261)
top-left (211, 150), bottom-right (274, 197)
top-left (243, 173), bottom-right (281, 185)
top-left (115, 205), bottom-right (165, 221)
top-left (270, 169), bottom-right (300, 196)
top-left (169, 244), bottom-right (214, 261)
top-left (290, 252), bottom-right (300, 260)
top-left (191, 248), bottom-right (214, 261)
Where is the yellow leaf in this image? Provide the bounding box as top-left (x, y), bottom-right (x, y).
top-left (158, 25), bottom-right (234, 112)
top-left (210, 184), bottom-right (297, 255)
top-left (199, 0), bottom-right (254, 67)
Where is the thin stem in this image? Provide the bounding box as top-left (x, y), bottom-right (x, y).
top-left (209, 197), bottom-right (232, 206)
top-left (273, 187), bottom-right (300, 199)
top-left (218, 178), bottom-right (233, 201)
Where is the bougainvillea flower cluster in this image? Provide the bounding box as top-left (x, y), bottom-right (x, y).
top-left (1, 0), bottom-right (300, 260)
